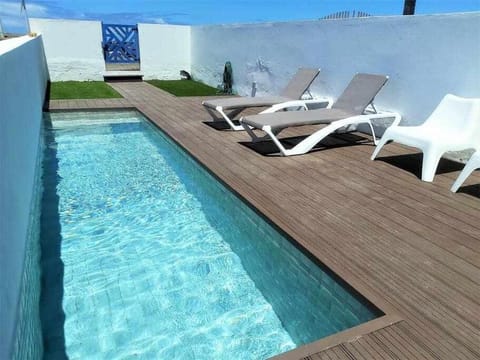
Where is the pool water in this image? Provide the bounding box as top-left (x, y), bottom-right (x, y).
top-left (40, 111), bottom-right (380, 359)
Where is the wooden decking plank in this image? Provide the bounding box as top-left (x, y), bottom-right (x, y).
top-left (316, 323), bottom-right (441, 360)
top-left (264, 125), bottom-right (480, 213)
top-left (350, 338), bottom-right (385, 359)
top-left (394, 320), bottom-right (473, 360)
top-left (328, 347), bottom-right (352, 360)
top-left (279, 157), bottom-right (480, 293)
top-left (361, 333), bottom-right (400, 359)
top-left (95, 82), bottom-right (480, 360)
top-left (284, 152), bottom-right (480, 269)
top-left (341, 343), bottom-right (370, 360)
top-left (270, 125), bottom-right (480, 224)
top-left (371, 327), bottom-right (419, 360)
top-left (235, 126), bottom-right (480, 264)
top-left (348, 137), bottom-right (480, 211)
top-left (378, 326), bottom-right (430, 360)
top-left (322, 140), bottom-right (480, 236)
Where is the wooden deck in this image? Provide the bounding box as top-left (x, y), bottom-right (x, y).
top-left (49, 82), bottom-right (480, 360)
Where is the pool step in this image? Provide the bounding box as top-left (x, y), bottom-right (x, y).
top-left (103, 70), bottom-right (144, 82)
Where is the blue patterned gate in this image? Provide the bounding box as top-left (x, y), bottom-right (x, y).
top-left (101, 23), bottom-right (140, 64)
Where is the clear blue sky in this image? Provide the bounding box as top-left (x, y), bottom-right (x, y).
top-left (1, 0), bottom-right (479, 33)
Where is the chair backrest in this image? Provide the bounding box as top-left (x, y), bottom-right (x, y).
top-left (424, 94), bottom-right (480, 142)
top-left (331, 73), bottom-right (388, 114)
top-left (279, 68), bottom-right (320, 99)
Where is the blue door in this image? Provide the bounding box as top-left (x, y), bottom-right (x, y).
top-left (102, 23), bottom-right (140, 64)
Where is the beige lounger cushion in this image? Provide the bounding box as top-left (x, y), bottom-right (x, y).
top-left (242, 73), bottom-right (388, 130)
top-left (242, 108), bottom-right (355, 129)
top-left (203, 67), bottom-right (320, 111)
top-left (331, 73), bottom-right (388, 114)
top-left (202, 96), bottom-right (291, 110)
top-left (280, 68), bottom-right (322, 99)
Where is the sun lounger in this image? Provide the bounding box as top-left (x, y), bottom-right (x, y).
top-left (202, 68), bottom-right (321, 131)
top-left (372, 94), bottom-right (480, 182)
top-left (240, 73), bottom-right (395, 156)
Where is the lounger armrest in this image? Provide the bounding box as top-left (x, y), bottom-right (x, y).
top-left (390, 114), bottom-right (402, 127)
top-left (303, 98), bottom-right (333, 110)
top-left (375, 111), bottom-right (402, 127)
top-left (259, 98), bottom-right (332, 114)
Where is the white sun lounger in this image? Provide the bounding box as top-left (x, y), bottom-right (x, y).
top-left (451, 151), bottom-right (480, 192)
top-left (240, 73), bottom-right (394, 156)
top-left (372, 94), bottom-right (480, 182)
top-left (202, 68), bottom-right (321, 131)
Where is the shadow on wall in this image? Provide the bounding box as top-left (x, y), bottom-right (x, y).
top-left (245, 58), bottom-right (275, 95)
top-left (39, 114), bottom-right (68, 359)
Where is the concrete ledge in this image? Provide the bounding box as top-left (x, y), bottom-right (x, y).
top-left (103, 71), bottom-right (144, 82)
top-left (0, 35), bottom-right (34, 55)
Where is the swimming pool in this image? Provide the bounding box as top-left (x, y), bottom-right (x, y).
top-left (40, 110), bottom-right (380, 359)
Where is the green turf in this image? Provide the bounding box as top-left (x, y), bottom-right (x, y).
top-left (147, 80), bottom-right (219, 97)
top-left (49, 81), bottom-right (122, 100)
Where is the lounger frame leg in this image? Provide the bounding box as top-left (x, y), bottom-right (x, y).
top-left (242, 122), bottom-right (283, 143)
top-left (263, 126), bottom-right (291, 156)
top-left (261, 117), bottom-right (378, 157)
top-left (204, 106), bottom-right (246, 131)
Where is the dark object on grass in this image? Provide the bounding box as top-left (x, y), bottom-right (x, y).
top-left (223, 61), bottom-right (233, 94)
top-left (180, 70), bottom-right (192, 80)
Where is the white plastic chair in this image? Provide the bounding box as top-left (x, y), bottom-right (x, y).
top-left (451, 151), bottom-right (480, 192)
top-left (371, 94), bottom-right (480, 182)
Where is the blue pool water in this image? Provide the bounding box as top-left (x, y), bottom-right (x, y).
top-left (40, 111), bottom-right (380, 359)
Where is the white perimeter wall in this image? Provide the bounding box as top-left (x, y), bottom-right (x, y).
top-left (0, 35), bottom-right (49, 359)
top-left (192, 13), bottom-right (480, 125)
top-left (30, 18), bottom-right (104, 81)
top-left (30, 18), bottom-right (191, 81)
top-left (29, 13), bottom-right (479, 125)
top-left (138, 23), bottom-right (191, 80)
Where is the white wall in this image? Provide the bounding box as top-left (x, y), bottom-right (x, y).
top-left (30, 19), bottom-right (191, 81)
top-left (138, 23), bottom-right (191, 80)
top-left (29, 13), bottom-right (480, 125)
top-left (192, 13), bottom-right (480, 125)
top-left (30, 18), bottom-right (104, 81)
top-left (0, 35), bottom-right (49, 359)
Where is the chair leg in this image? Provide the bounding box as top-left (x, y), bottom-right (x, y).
top-left (370, 136), bottom-right (390, 160)
top-left (421, 148), bottom-right (444, 182)
top-left (451, 160), bottom-right (478, 192)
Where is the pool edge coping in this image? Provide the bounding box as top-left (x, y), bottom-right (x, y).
top-left (269, 314), bottom-right (404, 359)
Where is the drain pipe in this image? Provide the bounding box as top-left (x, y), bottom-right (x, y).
top-left (251, 81), bottom-right (257, 97)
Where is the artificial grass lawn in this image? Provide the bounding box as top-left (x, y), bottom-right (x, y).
top-left (49, 81), bottom-right (122, 100)
top-left (147, 80), bottom-right (219, 97)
